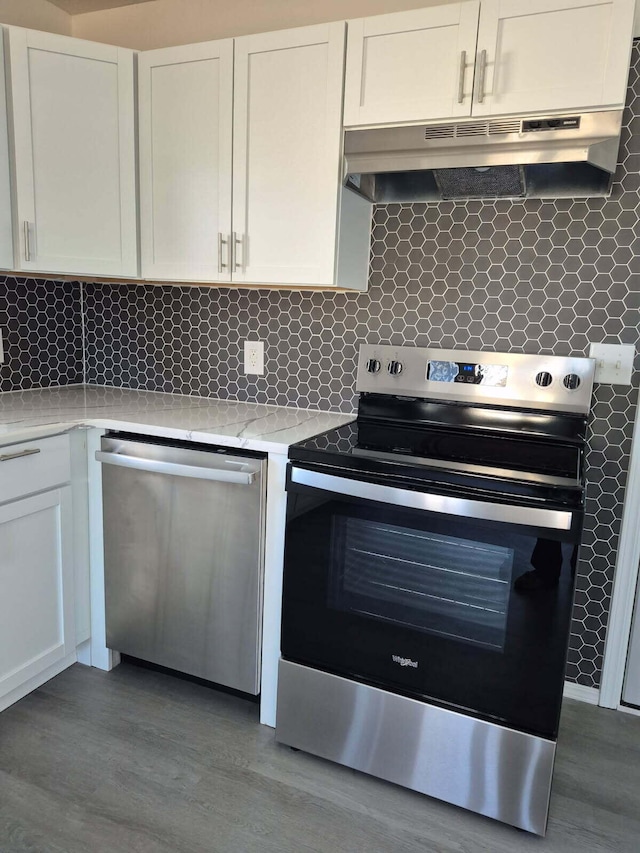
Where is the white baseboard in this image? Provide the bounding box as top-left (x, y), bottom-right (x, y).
top-left (563, 681), bottom-right (600, 705)
top-left (617, 703), bottom-right (640, 717)
top-left (0, 652), bottom-right (77, 713)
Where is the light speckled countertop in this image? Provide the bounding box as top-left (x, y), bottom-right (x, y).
top-left (0, 385), bottom-right (354, 453)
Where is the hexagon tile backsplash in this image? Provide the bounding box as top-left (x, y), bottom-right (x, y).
top-left (0, 277), bottom-right (83, 391)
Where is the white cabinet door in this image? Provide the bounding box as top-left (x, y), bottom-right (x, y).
top-left (0, 36), bottom-right (13, 270)
top-left (344, 3), bottom-right (480, 127)
top-left (232, 23), bottom-right (348, 286)
top-left (473, 0), bottom-right (635, 117)
top-left (139, 40), bottom-right (233, 282)
top-left (6, 28), bottom-right (137, 277)
top-left (0, 488), bottom-right (75, 711)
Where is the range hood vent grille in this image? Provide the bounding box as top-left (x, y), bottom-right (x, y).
top-left (424, 124), bottom-right (456, 140)
top-left (424, 119), bottom-right (521, 141)
top-left (455, 122), bottom-right (489, 137)
top-left (488, 119), bottom-right (521, 135)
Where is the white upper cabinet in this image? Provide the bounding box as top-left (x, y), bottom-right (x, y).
top-left (474, 0), bottom-right (636, 117)
top-left (345, 0), bottom-right (635, 127)
top-left (139, 40), bottom-right (233, 282)
top-left (344, 3), bottom-right (481, 127)
top-left (233, 23), bottom-right (368, 287)
top-left (6, 28), bottom-right (137, 277)
top-left (137, 24), bottom-right (369, 289)
top-left (0, 38), bottom-right (13, 270)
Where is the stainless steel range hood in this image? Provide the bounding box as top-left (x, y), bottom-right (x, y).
top-left (344, 110), bottom-right (623, 202)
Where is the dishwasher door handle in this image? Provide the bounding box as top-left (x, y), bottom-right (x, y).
top-left (95, 450), bottom-right (257, 485)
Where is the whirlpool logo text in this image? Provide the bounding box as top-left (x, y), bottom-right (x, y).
top-left (392, 655), bottom-right (418, 668)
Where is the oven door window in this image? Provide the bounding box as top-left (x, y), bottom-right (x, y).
top-left (282, 473), bottom-right (581, 740)
top-left (330, 517), bottom-right (513, 652)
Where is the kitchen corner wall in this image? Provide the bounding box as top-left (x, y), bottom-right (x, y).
top-left (0, 48), bottom-right (633, 689)
top-left (82, 42), bottom-right (640, 690)
top-left (0, 276), bottom-right (83, 391)
top-left (0, 0), bottom-right (72, 36)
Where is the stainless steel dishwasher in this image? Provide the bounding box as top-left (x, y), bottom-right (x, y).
top-left (97, 433), bottom-right (267, 695)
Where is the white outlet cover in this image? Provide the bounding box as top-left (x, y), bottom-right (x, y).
top-left (588, 342), bottom-right (635, 385)
top-left (244, 340), bottom-right (264, 375)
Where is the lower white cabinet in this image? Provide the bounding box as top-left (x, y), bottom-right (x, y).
top-left (0, 435), bottom-right (76, 713)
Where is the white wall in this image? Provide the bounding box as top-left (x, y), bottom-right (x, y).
top-left (71, 0), bottom-right (640, 50)
top-left (3, 0), bottom-right (637, 53)
top-left (72, 0), bottom-right (461, 49)
top-left (0, 0), bottom-right (71, 35)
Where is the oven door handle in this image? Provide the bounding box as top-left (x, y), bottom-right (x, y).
top-left (289, 467), bottom-right (573, 531)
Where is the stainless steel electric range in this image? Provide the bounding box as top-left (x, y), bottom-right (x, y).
top-left (276, 345), bottom-right (596, 836)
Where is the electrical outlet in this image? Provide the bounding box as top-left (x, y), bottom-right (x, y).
top-left (244, 340), bottom-right (264, 375)
top-left (588, 343), bottom-right (635, 385)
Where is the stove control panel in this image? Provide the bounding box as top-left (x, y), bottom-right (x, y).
top-left (357, 346), bottom-right (596, 415)
top-left (427, 360), bottom-right (508, 387)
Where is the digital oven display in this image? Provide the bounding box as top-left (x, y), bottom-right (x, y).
top-left (427, 361), bottom-right (508, 386)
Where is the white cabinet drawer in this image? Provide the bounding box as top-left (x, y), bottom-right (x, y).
top-left (0, 433), bottom-right (71, 504)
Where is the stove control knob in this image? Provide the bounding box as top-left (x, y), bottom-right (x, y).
top-left (563, 373), bottom-right (581, 391)
top-left (388, 360), bottom-right (404, 376)
top-left (366, 358), bottom-right (381, 374)
top-left (535, 371), bottom-right (553, 388)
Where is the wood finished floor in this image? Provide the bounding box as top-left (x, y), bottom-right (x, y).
top-left (0, 663), bottom-right (639, 853)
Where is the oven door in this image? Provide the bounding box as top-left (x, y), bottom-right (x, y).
top-left (282, 462), bottom-right (584, 740)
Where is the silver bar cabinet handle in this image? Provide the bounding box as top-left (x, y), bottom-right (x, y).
top-left (218, 232), bottom-right (228, 274)
top-left (476, 49), bottom-right (487, 104)
top-left (232, 232), bottom-right (243, 274)
top-left (457, 50), bottom-right (466, 104)
top-left (0, 448), bottom-right (41, 463)
top-left (95, 450), bottom-right (257, 485)
top-left (23, 221), bottom-right (32, 262)
top-left (290, 466), bottom-right (573, 531)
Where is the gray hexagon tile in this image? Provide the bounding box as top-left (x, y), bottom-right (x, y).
top-left (81, 42), bottom-right (640, 689)
top-left (0, 276), bottom-right (83, 392)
